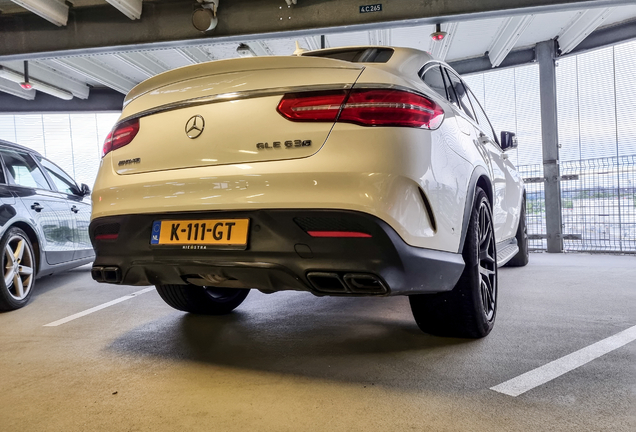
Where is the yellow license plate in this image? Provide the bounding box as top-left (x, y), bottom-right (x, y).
top-left (150, 219), bottom-right (250, 246)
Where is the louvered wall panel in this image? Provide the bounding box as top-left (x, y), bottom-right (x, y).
top-left (484, 68), bottom-right (518, 166)
top-left (514, 65), bottom-right (543, 167)
top-left (70, 114), bottom-right (100, 187)
top-left (577, 47), bottom-right (617, 160)
top-left (556, 56), bottom-right (581, 162)
top-left (96, 113), bottom-right (119, 145)
top-left (615, 41), bottom-right (636, 157)
top-left (0, 115), bottom-right (16, 142)
top-left (0, 112), bottom-right (120, 187)
top-left (463, 74), bottom-right (485, 107)
top-left (42, 114), bottom-right (74, 177)
top-left (14, 115), bottom-right (46, 156)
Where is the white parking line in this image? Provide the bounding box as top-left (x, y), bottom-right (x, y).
top-left (43, 287), bottom-right (157, 327)
top-left (491, 324), bottom-right (636, 397)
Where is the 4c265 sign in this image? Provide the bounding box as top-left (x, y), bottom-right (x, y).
top-left (359, 4), bottom-right (382, 13)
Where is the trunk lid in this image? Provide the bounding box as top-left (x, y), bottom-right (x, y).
top-left (113, 56), bottom-right (364, 175)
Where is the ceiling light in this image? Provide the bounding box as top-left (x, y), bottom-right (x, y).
top-left (19, 61), bottom-right (34, 91)
top-left (23, 61), bottom-right (90, 99)
top-left (429, 22), bottom-right (457, 60)
top-left (0, 65), bottom-right (73, 100)
top-left (0, 79), bottom-right (36, 100)
top-left (430, 23), bottom-right (447, 41)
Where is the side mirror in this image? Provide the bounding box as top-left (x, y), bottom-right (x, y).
top-left (80, 183), bottom-right (91, 196)
top-left (500, 131), bottom-right (518, 151)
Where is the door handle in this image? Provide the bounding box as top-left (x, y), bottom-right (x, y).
top-left (31, 203), bottom-right (44, 212)
top-left (71, 205), bottom-right (79, 213)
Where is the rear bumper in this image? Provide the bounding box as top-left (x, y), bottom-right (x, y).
top-left (90, 209), bottom-right (464, 296)
top-left (92, 124), bottom-right (474, 253)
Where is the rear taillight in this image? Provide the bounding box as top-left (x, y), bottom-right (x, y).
top-left (277, 90), bottom-right (348, 122)
top-left (102, 118), bottom-right (140, 157)
top-left (278, 88), bottom-right (444, 129)
top-left (341, 89), bottom-right (444, 129)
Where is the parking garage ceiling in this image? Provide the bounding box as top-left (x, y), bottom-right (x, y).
top-left (0, 0), bottom-right (635, 110)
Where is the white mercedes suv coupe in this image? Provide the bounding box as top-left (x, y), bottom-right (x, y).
top-left (90, 47), bottom-right (528, 338)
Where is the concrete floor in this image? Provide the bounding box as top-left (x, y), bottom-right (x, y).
top-left (0, 253), bottom-right (634, 431)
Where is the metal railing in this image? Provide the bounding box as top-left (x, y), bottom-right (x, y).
top-left (518, 163), bottom-right (547, 251)
top-left (518, 155), bottom-right (636, 253)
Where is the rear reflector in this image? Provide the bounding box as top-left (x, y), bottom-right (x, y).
top-left (95, 234), bottom-right (119, 241)
top-left (103, 118), bottom-right (140, 157)
top-left (307, 231), bottom-right (372, 238)
top-left (278, 88), bottom-right (444, 129)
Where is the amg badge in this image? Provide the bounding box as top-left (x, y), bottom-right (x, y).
top-left (118, 158), bottom-right (141, 166)
top-left (256, 140), bottom-right (312, 150)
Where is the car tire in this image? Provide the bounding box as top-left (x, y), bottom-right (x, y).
top-left (505, 195), bottom-right (529, 267)
top-left (409, 186), bottom-right (497, 338)
top-left (0, 227), bottom-right (36, 311)
top-left (155, 284), bottom-right (250, 315)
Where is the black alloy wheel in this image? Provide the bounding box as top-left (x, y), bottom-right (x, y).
top-left (477, 199), bottom-right (497, 321)
top-left (409, 186), bottom-right (497, 338)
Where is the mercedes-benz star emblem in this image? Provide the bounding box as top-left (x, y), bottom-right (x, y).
top-left (185, 115), bottom-right (205, 139)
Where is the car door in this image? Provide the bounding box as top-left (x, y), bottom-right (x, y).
top-left (463, 84), bottom-right (522, 241)
top-left (443, 68), bottom-right (508, 241)
top-left (37, 157), bottom-right (94, 261)
top-left (0, 149), bottom-right (76, 265)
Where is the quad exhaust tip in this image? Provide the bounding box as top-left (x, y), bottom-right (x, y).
top-left (91, 266), bottom-right (122, 284)
top-left (343, 273), bottom-right (387, 294)
top-left (307, 272), bottom-right (388, 295)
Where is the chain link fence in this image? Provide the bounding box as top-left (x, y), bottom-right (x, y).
top-left (560, 156), bottom-right (636, 252)
top-left (518, 155), bottom-right (636, 253)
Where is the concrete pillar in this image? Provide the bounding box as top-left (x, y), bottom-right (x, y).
top-left (537, 40), bottom-right (563, 253)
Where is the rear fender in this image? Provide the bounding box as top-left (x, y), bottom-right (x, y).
top-left (458, 166), bottom-right (492, 253)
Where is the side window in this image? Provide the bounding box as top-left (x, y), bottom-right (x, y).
top-left (466, 88), bottom-right (498, 144)
top-left (0, 150), bottom-right (51, 190)
top-left (421, 64), bottom-right (448, 100)
top-left (443, 69), bottom-right (476, 122)
top-left (39, 157), bottom-right (78, 195)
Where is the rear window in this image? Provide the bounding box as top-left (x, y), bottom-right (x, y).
top-left (303, 48), bottom-right (394, 63)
